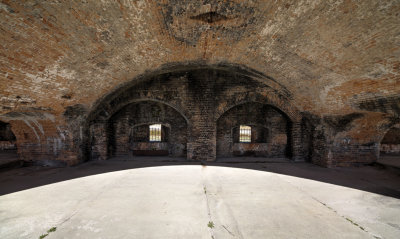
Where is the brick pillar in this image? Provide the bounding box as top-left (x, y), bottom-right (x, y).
top-left (291, 121), bottom-right (304, 161)
top-left (187, 121), bottom-right (216, 161)
top-left (186, 70), bottom-right (217, 161)
top-left (90, 121), bottom-right (108, 160)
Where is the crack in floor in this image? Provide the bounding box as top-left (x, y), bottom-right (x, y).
top-left (222, 224), bottom-right (235, 236)
top-left (203, 183), bottom-right (216, 239)
top-left (202, 166), bottom-right (216, 239)
top-left (280, 176), bottom-right (382, 239)
top-left (51, 172), bottom-right (130, 236)
top-left (201, 166), bottom-right (246, 239)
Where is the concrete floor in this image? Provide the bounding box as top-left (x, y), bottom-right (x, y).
top-left (0, 160), bottom-right (399, 239)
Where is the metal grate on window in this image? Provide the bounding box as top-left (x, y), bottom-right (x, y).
top-left (149, 124), bottom-right (162, 142)
top-left (239, 125), bottom-right (251, 143)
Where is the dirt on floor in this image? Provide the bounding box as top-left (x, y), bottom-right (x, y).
top-left (0, 157), bottom-right (399, 198)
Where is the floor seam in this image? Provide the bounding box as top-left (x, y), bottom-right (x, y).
top-left (51, 173), bottom-right (130, 236)
top-left (280, 177), bottom-right (382, 239)
top-left (202, 170), bottom-right (216, 239)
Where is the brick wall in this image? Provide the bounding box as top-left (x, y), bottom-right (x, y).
top-left (380, 126), bottom-right (400, 155)
top-left (5, 65), bottom-right (395, 167)
top-left (108, 101), bottom-right (187, 157)
top-left (1, 1), bottom-right (399, 167)
top-left (0, 121), bottom-right (16, 141)
top-left (88, 66), bottom-right (303, 162)
top-left (216, 102), bottom-right (289, 158)
top-left (303, 113), bottom-right (399, 167)
top-left (0, 141), bottom-right (16, 150)
top-left (0, 121), bottom-right (16, 151)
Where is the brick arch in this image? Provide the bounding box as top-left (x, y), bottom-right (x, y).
top-left (89, 99), bottom-right (189, 160)
top-left (0, 118), bottom-right (34, 148)
top-left (0, 116), bottom-right (72, 163)
top-left (215, 101), bottom-right (303, 160)
top-left (378, 122), bottom-right (400, 144)
top-left (324, 114), bottom-right (399, 166)
top-left (213, 86), bottom-right (301, 124)
top-left (215, 99), bottom-right (300, 123)
top-left (95, 98), bottom-right (190, 125)
top-left (87, 62), bottom-right (295, 124)
top-left (83, 62), bottom-right (302, 161)
top-left (378, 121), bottom-right (400, 158)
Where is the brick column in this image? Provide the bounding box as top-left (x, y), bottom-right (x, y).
top-left (187, 121), bottom-right (216, 161)
top-left (185, 70), bottom-right (217, 161)
top-left (90, 121), bottom-right (108, 160)
top-left (291, 121), bottom-right (304, 161)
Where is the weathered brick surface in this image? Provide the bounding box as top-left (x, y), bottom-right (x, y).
top-left (109, 101), bottom-right (187, 157)
top-left (0, 121), bottom-right (15, 141)
top-left (303, 113), bottom-right (399, 167)
top-left (0, 141), bottom-right (15, 150)
top-left (216, 102), bottom-right (289, 158)
top-left (0, 1), bottom-right (399, 167)
top-left (380, 125), bottom-right (400, 155)
top-left (87, 66), bottom-right (302, 161)
top-left (0, 121), bottom-right (15, 149)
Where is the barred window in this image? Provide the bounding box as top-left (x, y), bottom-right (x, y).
top-left (149, 124), bottom-right (161, 142)
top-left (239, 125), bottom-right (251, 143)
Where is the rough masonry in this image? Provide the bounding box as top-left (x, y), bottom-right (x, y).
top-left (0, 0), bottom-right (399, 167)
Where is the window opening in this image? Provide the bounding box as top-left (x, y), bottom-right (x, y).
top-left (239, 125), bottom-right (251, 143)
top-left (149, 124), bottom-right (162, 142)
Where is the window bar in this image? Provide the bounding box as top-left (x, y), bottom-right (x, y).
top-left (240, 125), bottom-right (251, 143)
top-left (149, 124), bottom-right (162, 142)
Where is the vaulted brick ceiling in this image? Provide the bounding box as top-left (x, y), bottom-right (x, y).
top-left (0, 0), bottom-right (399, 121)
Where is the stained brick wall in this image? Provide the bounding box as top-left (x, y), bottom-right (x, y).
top-left (216, 102), bottom-right (289, 158)
top-left (88, 67), bottom-right (303, 162)
top-left (302, 113), bottom-right (399, 167)
top-left (108, 101), bottom-right (187, 157)
top-left (1, 1), bottom-right (399, 167)
top-left (0, 121), bottom-right (16, 150)
top-left (380, 126), bottom-right (400, 155)
top-left (0, 121), bottom-right (15, 141)
top-left (2, 65), bottom-right (395, 167)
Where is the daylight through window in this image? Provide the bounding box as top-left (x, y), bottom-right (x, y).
top-left (239, 125), bottom-right (251, 143)
top-left (149, 124), bottom-right (162, 142)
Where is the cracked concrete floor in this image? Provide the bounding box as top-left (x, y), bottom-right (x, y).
top-left (0, 165), bottom-right (399, 239)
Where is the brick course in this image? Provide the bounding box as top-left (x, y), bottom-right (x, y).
top-left (0, 1), bottom-right (399, 167)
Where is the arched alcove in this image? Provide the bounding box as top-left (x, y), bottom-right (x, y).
top-left (0, 121), bottom-right (18, 165)
top-left (90, 100), bottom-right (188, 160)
top-left (380, 124), bottom-right (400, 157)
top-left (0, 121), bottom-right (17, 151)
top-left (107, 101), bottom-right (188, 158)
top-left (216, 102), bottom-right (291, 159)
top-left (84, 63), bottom-right (303, 162)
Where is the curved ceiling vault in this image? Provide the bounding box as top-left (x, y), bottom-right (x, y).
top-left (0, 0), bottom-right (399, 124)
